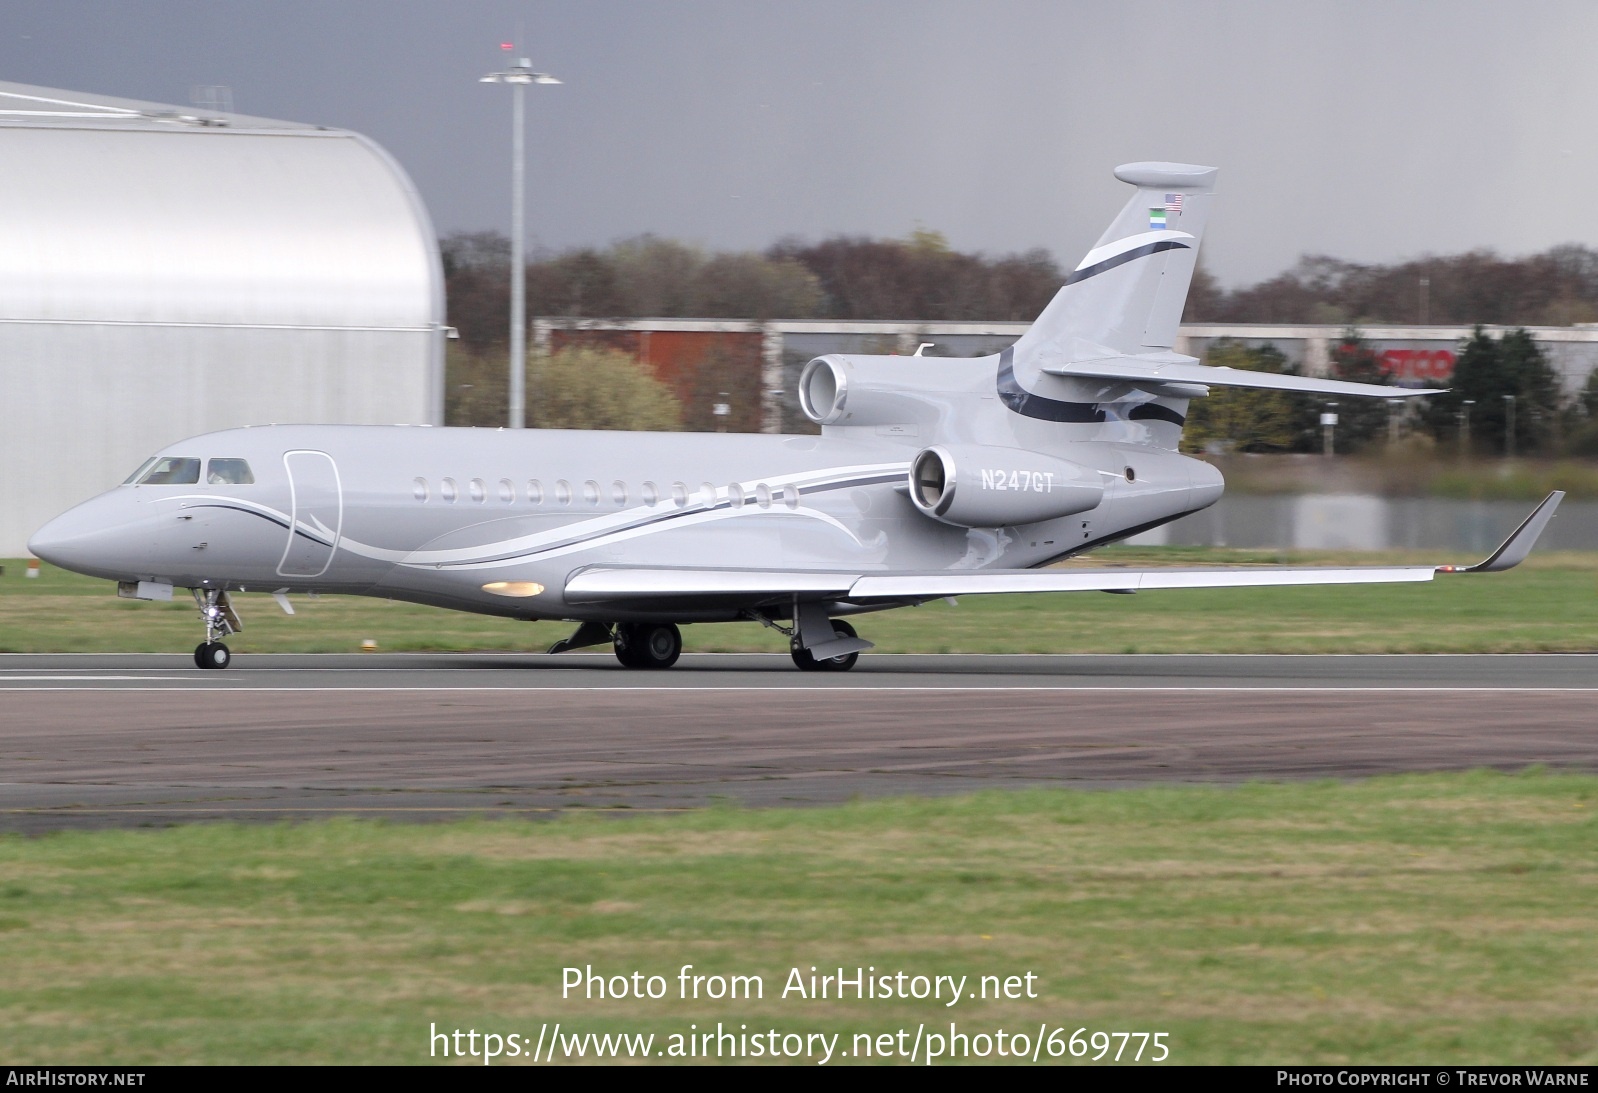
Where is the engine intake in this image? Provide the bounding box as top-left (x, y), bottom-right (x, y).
top-left (910, 445), bottom-right (1104, 528)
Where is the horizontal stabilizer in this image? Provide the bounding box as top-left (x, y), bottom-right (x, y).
top-left (1044, 353), bottom-right (1442, 399)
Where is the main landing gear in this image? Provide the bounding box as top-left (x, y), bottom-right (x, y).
top-left (613, 622), bottom-right (683, 669)
top-left (790, 618), bottom-right (860, 672)
top-left (192, 588), bottom-right (240, 670)
top-left (546, 614), bottom-right (868, 672)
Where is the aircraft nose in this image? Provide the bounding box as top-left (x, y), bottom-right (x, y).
top-left (28, 499), bottom-right (134, 579)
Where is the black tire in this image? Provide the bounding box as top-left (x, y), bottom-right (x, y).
top-left (614, 622), bottom-right (682, 669)
top-left (194, 641), bottom-right (231, 670)
top-left (790, 618), bottom-right (859, 672)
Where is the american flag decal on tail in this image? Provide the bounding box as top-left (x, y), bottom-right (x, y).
top-left (1164, 193), bottom-right (1184, 215)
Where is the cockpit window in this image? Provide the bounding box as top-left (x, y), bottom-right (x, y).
top-left (122, 458), bottom-right (158, 485)
top-left (136, 457), bottom-right (201, 485)
top-left (207, 458), bottom-right (254, 485)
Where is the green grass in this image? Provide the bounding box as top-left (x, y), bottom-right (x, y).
top-left (5, 549), bottom-right (1598, 654)
top-left (1, 772), bottom-right (1595, 1064)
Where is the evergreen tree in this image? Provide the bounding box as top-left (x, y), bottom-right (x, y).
top-left (1423, 327), bottom-right (1564, 454)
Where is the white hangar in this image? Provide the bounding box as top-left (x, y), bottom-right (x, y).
top-left (0, 81), bottom-right (445, 555)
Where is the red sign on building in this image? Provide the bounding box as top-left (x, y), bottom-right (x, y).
top-left (1379, 348), bottom-right (1456, 385)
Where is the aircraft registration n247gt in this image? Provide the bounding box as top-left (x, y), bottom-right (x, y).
top-left (29, 162), bottom-right (1563, 671)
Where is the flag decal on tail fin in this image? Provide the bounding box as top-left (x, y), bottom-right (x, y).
top-left (1148, 208), bottom-right (1167, 230)
top-left (1164, 193), bottom-right (1184, 215)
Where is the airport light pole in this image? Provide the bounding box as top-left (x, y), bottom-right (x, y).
top-left (481, 54), bottom-right (561, 429)
top-left (1460, 399), bottom-right (1475, 457)
top-left (1503, 393), bottom-right (1516, 459)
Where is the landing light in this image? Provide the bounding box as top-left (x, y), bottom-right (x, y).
top-left (482, 581), bottom-right (545, 597)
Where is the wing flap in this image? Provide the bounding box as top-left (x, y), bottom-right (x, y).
top-left (564, 567), bottom-right (857, 603)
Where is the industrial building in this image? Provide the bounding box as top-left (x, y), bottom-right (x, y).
top-left (0, 81), bottom-right (444, 555)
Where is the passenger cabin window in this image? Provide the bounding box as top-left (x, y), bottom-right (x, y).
top-left (642, 481), bottom-right (660, 507)
top-left (528, 480), bottom-right (543, 504)
top-left (207, 458), bottom-right (254, 485)
top-left (137, 457), bottom-right (201, 485)
top-left (498, 478), bottom-right (515, 503)
top-left (469, 478), bottom-right (486, 503)
top-left (554, 480), bottom-right (571, 505)
top-left (611, 480), bottom-right (627, 505)
top-left (441, 477), bottom-right (458, 503)
top-left (413, 477), bottom-right (429, 502)
top-left (582, 480), bottom-right (600, 506)
top-left (672, 482), bottom-right (688, 506)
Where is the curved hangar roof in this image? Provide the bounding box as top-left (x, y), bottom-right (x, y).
top-left (0, 80), bottom-right (440, 330)
top-left (0, 81), bottom-right (445, 557)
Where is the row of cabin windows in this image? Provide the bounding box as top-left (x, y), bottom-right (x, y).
top-left (412, 476), bottom-right (801, 511)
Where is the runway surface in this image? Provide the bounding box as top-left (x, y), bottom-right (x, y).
top-left (3, 652), bottom-right (1596, 833)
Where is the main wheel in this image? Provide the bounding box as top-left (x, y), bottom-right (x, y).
top-left (791, 618), bottom-right (859, 672)
top-left (613, 622), bottom-right (682, 669)
top-left (194, 641), bottom-right (231, 670)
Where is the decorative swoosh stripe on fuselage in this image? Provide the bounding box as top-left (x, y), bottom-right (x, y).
top-left (156, 462), bottom-right (910, 574)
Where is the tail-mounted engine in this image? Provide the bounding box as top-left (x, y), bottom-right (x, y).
top-left (798, 354), bottom-right (978, 429)
top-left (910, 444), bottom-right (1104, 528)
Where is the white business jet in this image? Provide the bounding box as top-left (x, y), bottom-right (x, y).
top-left (28, 163), bottom-right (1562, 670)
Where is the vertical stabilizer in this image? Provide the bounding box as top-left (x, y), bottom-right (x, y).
top-left (1016, 162), bottom-right (1217, 366)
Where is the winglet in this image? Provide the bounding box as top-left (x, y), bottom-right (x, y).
top-left (1437, 491), bottom-right (1564, 574)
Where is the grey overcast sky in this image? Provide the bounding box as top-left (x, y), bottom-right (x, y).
top-left (2, 0), bottom-right (1593, 286)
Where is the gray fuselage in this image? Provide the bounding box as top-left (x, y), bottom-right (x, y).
top-left (31, 404), bottom-right (1223, 625)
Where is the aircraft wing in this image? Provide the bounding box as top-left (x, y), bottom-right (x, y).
top-left (564, 492), bottom-right (1562, 604)
top-left (1042, 353), bottom-right (1444, 399)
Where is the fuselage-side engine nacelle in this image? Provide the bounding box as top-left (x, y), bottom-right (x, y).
top-left (798, 354), bottom-right (966, 428)
top-left (909, 445), bottom-right (1104, 528)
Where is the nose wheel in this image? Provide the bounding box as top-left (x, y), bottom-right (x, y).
top-left (194, 641), bottom-right (231, 670)
top-left (191, 588), bottom-right (240, 670)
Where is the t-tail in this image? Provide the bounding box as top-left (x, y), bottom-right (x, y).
top-left (1013, 162), bottom-right (1443, 404)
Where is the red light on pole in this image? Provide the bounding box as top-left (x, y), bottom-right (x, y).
top-left (500, 42), bottom-right (514, 51)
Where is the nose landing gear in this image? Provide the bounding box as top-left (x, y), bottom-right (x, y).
top-left (192, 588), bottom-right (240, 670)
